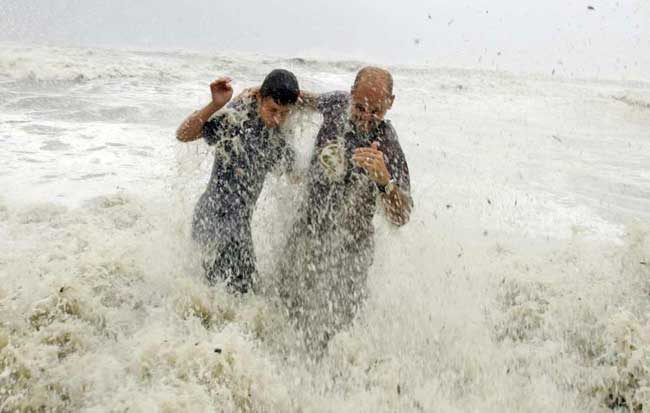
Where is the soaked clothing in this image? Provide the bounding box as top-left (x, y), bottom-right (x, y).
top-left (192, 95), bottom-right (293, 293)
top-left (278, 91), bottom-right (411, 353)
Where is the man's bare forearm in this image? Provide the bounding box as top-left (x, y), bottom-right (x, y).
top-left (298, 91), bottom-right (319, 111)
top-left (176, 101), bottom-right (222, 142)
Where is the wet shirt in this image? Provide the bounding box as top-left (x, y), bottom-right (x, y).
top-left (192, 95), bottom-right (293, 244)
top-left (300, 91), bottom-right (411, 246)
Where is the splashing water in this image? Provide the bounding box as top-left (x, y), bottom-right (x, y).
top-left (1, 43), bottom-right (650, 412)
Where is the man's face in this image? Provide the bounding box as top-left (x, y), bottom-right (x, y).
top-left (259, 97), bottom-right (291, 129)
top-left (350, 81), bottom-right (394, 133)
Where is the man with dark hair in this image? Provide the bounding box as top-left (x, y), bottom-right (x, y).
top-left (278, 66), bottom-right (412, 354)
top-left (176, 69), bottom-right (300, 293)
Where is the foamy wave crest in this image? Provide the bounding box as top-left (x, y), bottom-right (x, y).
top-left (0, 44), bottom-right (185, 83)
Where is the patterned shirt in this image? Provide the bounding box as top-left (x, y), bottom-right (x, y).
top-left (298, 91), bottom-right (411, 246)
top-left (192, 95), bottom-right (293, 244)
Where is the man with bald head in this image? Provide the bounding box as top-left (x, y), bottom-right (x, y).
top-left (278, 66), bottom-right (412, 355)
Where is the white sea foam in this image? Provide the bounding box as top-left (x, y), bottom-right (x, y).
top-left (1, 43), bottom-right (649, 411)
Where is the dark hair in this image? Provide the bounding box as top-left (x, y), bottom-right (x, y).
top-left (260, 69), bottom-right (300, 105)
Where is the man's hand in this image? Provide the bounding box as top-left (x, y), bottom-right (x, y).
top-left (353, 141), bottom-right (411, 226)
top-left (210, 77), bottom-right (233, 108)
top-left (176, 77), bottom-right (233, 142)
top-left (352, 142), bottom-right (390, 186)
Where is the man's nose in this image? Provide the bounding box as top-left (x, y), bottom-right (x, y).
top-left (361, 111), bottom-right (373, 121)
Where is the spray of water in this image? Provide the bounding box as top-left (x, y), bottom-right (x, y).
top-left (1, 44), bottom-right (650, 411)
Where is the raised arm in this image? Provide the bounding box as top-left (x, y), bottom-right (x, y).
top-left (176, 77), bottom-right (233, 142)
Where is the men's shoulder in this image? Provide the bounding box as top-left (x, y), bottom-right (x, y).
top-left (229, 94), bottom-right (255, 111)
top-left (378, 120), bottom-right (407, 166)
top-left (380, 120), bottom-right (400, 142)
top-left (379, 119), bottom-right (411, 193)
top-left (322, 90), bottom-right (349, 101)
top-left (214, 96), bottom-right (255, 124)
top-left (316, 91), bottom-right (350, 114)
top-left (221, 95), bottom-right (257, 122)
top-left (202, 97), bottom-right (253, 145)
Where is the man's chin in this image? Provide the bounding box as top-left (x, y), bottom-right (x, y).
top-left (354, 122), bottom-right (373, 133)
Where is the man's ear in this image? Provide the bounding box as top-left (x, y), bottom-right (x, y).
top-left (386, 95), bottom-right (395, 110)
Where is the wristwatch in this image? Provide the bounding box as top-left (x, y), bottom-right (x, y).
top-left (378, 178), bottom-right (397, 195)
